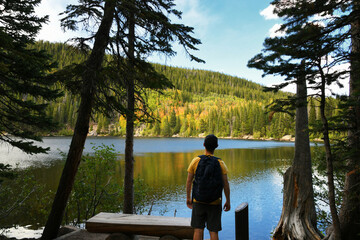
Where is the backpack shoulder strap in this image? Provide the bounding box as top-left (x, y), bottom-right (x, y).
top-left (198, 155), bottom-right (220, 161)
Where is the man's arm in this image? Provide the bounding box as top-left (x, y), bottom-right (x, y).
top-left (222, 174), bottom-right (231, 211)
top-left (186, 172), bottom-right (194, 209)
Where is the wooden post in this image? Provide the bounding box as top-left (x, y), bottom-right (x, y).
top-left (235, 202), bottom-right (249, 240)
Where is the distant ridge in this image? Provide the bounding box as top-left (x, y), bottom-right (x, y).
top-left (32, 41), bottom-right (296, 139)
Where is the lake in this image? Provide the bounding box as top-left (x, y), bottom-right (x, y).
top-left (0, 137), bottom-right (297, 239)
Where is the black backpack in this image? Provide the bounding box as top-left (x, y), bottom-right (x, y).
top-left (192, 155), bottom-right (224, 203)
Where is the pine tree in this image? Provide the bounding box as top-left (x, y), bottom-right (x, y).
top-left (180, 118), bottom-right (188, 136)
top-left (199, 119), bottom-right (207, 134)
top-left (247, 7), bottom-right (325, 240)
top-left (308, 98), bottom-right (317, 127)
top-left (169, 109), bottom-right (177, 130)
top-left (42, 0), bottom-right (116, 238)
top-left (107, 0), bottom-right (204, 214)
top-left (153, 121), bottom-right (161, 136)
top-left (161, 117), bottom-right (171, 137)
top-left (274, 67), bottom-right (321, 240)
top-left (173, 116), bottom-right (181, 135)
top-left (0, 0), bottom-right (61, 154)
top-left (248, 0), bottom-right (360, 238)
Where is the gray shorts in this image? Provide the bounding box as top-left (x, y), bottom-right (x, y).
top-left (191, 202), bottom-right (222, 232)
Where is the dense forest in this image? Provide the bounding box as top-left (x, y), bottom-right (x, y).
top-left (32, 41), bottom-right (339, 139)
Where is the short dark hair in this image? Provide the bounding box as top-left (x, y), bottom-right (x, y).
top-left (204, 134), bottom-right (218, 152)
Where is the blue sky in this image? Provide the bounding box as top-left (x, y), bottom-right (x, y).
top-left (35, 0), bottom-right (285, 89)
top-left (35, 0), bottom-right (348, 95)
top-left (152, 0), bottom-right (281, 87)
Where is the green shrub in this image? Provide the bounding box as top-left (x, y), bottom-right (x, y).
top-left (65, 144), bottom-right (122, 225)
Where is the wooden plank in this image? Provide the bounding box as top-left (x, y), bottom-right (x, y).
top-left (86, 213), bottom-right (193, 239)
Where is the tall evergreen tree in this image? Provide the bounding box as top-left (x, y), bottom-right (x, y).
top-left (248, 0), bottom-right (360, 239)
top-left (170, 109), bottom-right (177, 130)
top-left (309, 98), bottom-right (317, 128)
top-left (342, 1), bottom-right (360, 240)
top-left (273, 68), bottom-right (321, 240)
top-left (111, 0), bottom-right (203, 213)
top-left (42, 0), bottom-right (116, 239)
top-left (0, 0), bottom-right (61, 154)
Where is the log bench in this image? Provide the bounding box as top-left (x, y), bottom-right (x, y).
top-left (86, 212), bottom-right (193, 240)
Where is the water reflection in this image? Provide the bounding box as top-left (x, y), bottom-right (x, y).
top-left (129, 147), bottom-right (293, 189)
top-left (137, 147), bottom-right (293, 240)
top-left (0, 137), bottom-right (296, 167)
top-left (31, 147), bottom-right (293, 192)
top-left (1, 139), bottom-right (295, 240)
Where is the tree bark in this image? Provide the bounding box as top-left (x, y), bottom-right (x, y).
top-left (41, 1), bottom-right (115, 239)
top-left (335, 1), bottom-right (360, 239)
top-left (273, 70), bottom-right (322, 240)
top-left (123, 5), bottom-right (135, 214)
top-left (318, 64), bottom-right (341, 240)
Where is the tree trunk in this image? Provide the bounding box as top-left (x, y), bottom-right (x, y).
top-left (123, 6), bottom-right (135, 214)
top-left (273, 70), bottom-right (322, 240)
top-left (318, 65), bottom-right (341, 240)
top-left (41, 2), bottom-right (115, 239)
top-left (335, 1), bottom-right (360, 239)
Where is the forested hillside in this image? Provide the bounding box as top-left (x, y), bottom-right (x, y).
top-left (32, 41), bottom-right (335, 139)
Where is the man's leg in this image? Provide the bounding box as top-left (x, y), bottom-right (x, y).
top-left (209, 231), bottom-right (219, 240)
top-left (193, 228), bottom-right (204, 240)
top-left (191, 203), bottom-right (206, 240)
top-left (206, 204), bottom-right (221, 240)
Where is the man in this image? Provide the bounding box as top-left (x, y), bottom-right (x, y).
top-left (186, 134), bottom-right (231, 240)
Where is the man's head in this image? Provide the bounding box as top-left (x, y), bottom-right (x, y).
top-left (204, 134), bottom-right (218, 153)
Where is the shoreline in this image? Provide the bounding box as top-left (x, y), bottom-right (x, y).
top-left (44, 133), bottom-right (324, 143)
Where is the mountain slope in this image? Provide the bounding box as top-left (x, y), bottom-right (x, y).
top-left (33, 41), bottom-right (295, 138)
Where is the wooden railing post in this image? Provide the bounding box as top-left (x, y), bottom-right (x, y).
top-left (235, 202), bottom-right (249, 240)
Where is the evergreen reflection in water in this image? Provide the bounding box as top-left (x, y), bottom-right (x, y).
top-left (1, 139), bottom-right (295, 239)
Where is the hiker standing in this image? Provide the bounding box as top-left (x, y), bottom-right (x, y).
top-left (186, 134), bottom-right (231, 240)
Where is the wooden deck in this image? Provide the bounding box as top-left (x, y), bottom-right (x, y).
top-left (86, 213), bottom-right (193, 239)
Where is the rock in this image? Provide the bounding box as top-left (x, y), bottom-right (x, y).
top-left (134, 124), bottom-right (146, 137)
top-left (198, 133), bottom-right (206, 138)
top-left (88, 130), bottom-right (98, 136)
top-left (57, 226), bottom-right (79, 237)
top-left (54, 229), bottom-right (109, 240)
top-left (280, 135), bottom-right (293, 141)
top-left (159, 235), bottom-right (180, 240)
top-left (135, 236), bottom-right (159, 240)
top-left (242, 135), bottom-right (254, 140)
top-left (106, 233), bottom-right (132, 240)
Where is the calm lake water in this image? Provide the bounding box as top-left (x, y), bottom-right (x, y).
top-left (0, 137), bottom-right (297, 239)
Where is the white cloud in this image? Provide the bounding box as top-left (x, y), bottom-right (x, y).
top-left (174, 0), bottom-right (215, 38)
top-left (260, 5), bottom-right (278, 20)
top-left (269, 23), bottom-right (286, 38)
top-left (35, 0), bottom-right (213, 42)
top-left (311, 13), bottom-right (334, 28)
top-left (260, 5), bottom-right (285, 38)
top-left (264, 57), bottom-right (350, 96)
top-left (267, 79), bottom-right (349, 96)
top-left (323, 60), bottom-right (350, 96)
top-left (35, 0), bottom-right (83, 42)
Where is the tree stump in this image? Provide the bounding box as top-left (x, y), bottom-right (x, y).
top-left (272, 66), bottom-right (322, 240)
